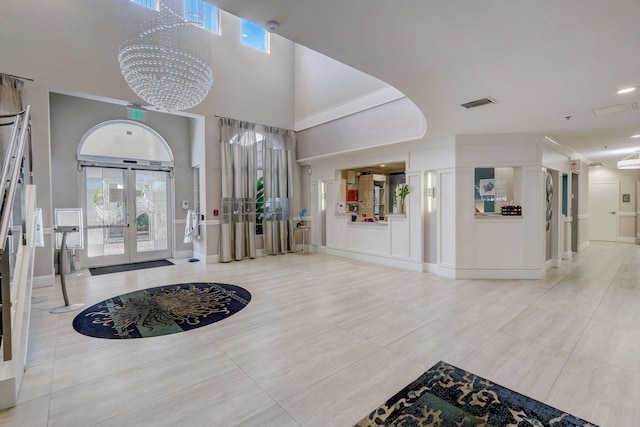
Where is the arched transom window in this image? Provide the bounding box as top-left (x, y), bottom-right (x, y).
top-left (77, 120), bottom-right (174, 167)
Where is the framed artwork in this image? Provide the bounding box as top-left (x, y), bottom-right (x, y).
top-left (623, 193), bottom-right (631, 203)
top-left (479, 179), bottom-right (496, 196)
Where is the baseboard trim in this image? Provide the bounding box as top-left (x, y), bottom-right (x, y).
top-left (617, 236), bottom-right (636, 243)
top-left (33, 275), bottom-right (54, 288)
top-left (577, 241), bottom-right (590, 252)
top-left (450, 268), bottom-right (546, 280)
top-left (325, 247), bottom-right (423, 272)
top-left (174, 250), bottom-right (193, 259)
top-left (423, 262), bottom-right (438, 274)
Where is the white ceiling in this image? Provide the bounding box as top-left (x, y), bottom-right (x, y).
top-left (208, 0), bottom-right (640, 166)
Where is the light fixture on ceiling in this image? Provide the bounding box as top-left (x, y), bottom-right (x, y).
top-left (617, 87), bottom-right (637, 95)
top-left (617, 151), bottom-right (640, 169)
top-left (630, 134), bottom-right (640, 139)
top-left (266, 20), bottom-right (280, 33)
top-left (118, 0), bottom-right (213, 111)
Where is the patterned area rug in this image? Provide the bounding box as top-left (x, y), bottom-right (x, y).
top-left (356, 361), bottom-right (598, 427)
top-left (72, 282), bottom-right (251, 339)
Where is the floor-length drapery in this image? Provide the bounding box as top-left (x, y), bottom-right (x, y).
top-left (262, 126), bottom-right (295, 255)
top-left (219, 118), bottom-right (295, 261)
top-left (220, 118), bottom-right (257, 262)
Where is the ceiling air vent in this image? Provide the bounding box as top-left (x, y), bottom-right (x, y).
top-left (591, 103), bottom-right (637, 117)
top-left (461, 97), bottom-right (496, 109)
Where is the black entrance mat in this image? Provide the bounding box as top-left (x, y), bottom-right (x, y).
top-left (89, 259), bottom-right (174, 276)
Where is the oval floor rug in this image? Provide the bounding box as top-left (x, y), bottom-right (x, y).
top-left (72, 282), bottom-right (251, 339)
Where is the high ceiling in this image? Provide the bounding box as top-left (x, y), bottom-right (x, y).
top-left (208, 0), bottom-right (640, 166)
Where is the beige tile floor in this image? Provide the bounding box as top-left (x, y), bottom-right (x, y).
top-left (2, 241), bottom-right (640, 426)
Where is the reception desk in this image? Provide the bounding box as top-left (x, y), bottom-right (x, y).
top-left (328, 213), bottom-right (414, 269)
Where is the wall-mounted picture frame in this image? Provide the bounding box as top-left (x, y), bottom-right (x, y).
top-left (622, 193), bottom-right (631, 203)
top-left (479, 178), bottom-right (496, 197)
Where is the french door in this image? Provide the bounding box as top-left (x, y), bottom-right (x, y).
top-left (84, 166), bottom-right (171, 267)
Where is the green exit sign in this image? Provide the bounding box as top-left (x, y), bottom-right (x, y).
top-left (127, 107), bottom-right (146, 121)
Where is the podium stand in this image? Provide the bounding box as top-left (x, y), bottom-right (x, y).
top-left (50, 226), bottom-right (84, 314)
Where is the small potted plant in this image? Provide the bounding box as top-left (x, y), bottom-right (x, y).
top-left (394, 183), bottom-right (410, 214)
top-left (297, 208), bottom-right (307, 228)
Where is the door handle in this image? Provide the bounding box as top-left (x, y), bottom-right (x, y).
top-left (609, 211), bottom-right (617, 214)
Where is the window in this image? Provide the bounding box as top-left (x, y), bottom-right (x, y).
top-left (184, 0), bottom-right (219, 33)
top-left (130, 0), bottom-right (157, 10)
top-left (131, 1), bottom-right (219, 34)
top-left (241, 19), bottom-right (269, 52)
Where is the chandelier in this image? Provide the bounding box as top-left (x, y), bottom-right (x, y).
top-left (118, 0), bottom-right (213, 111)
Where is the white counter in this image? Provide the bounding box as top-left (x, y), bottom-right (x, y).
top-left (331, 213), bottom-right (411, 262)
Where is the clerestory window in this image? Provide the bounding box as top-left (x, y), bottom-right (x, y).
top-left (241, 19), bottom-right (269, 53)
top-left (130, 0), bottom-right (219, 34)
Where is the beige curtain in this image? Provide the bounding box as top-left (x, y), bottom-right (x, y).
top-left (262, 127), bottom-right (295, 255)
top-left (0, 76), bottom-right (24, 158)
top-left (219, 118), bottom-right (295, 261)
top-left (220, 118), bottom-right (257, 262)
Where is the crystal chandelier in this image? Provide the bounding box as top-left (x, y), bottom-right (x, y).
top-left (118, 0), bottom-right (213, 111)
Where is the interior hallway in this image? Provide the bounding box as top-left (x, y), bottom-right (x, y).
top-left (1, 241), bottom-right (639, 426)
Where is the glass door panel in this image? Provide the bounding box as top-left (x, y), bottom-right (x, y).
top-left (132, 170), bottom-right (169, 258)
top-left (85, 167), bottom-right (128, 264)
top-left (84, 167), bottom-right (172, 267)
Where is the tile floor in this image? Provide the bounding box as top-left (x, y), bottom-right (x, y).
top-left (1, 241), bottom-right (640, 426)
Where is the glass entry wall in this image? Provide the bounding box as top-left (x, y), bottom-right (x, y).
top-left (85, 166), bottom-right (171, 267)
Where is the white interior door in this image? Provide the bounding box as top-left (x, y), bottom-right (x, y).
top-left (589, 182), bottom-right (618, 242)
top-left (84, 166), bottom-right (172, 267)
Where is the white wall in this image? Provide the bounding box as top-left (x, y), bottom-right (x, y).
top-left (297, 97), bottom-right (426, 160)
top-left (589, 166), bottom-right (640, 241)
top-left (453, 134), bottom-right (546, 279)
top-left (1, 0), bottom-right (296, 278)
top-left (294, 45), bottom-right (405, 131)
top-left (307, 128), bottom-right (454, 269)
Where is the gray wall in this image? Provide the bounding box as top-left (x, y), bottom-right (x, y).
top-left (49, 93), bottom-right (194, 264)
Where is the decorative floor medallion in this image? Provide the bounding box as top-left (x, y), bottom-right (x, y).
top-left (72, 282), bottom-right (251, 339)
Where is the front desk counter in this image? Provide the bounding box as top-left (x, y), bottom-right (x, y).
top-left (333, 213), bottom-right (408, 257)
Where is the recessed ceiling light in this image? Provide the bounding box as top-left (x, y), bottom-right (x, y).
top-left (617, 87), bottom-right (637, 94)
top-left (630, 134), bottom-right (640, 139)
top-left (380, 164), bottom-right (386, 167)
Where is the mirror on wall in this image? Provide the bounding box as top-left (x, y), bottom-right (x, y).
top-left (341, 162), bottom-right (405, 220)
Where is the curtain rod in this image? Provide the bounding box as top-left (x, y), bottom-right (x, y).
top-left (1, 72), bottom-right (34, 82)
top-left (215, 115), bottom-right (294, 133)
